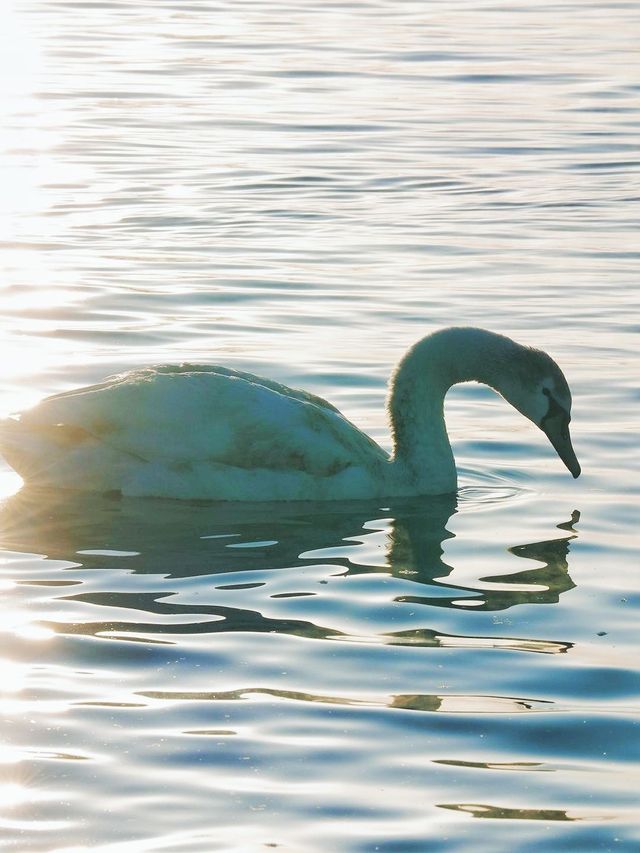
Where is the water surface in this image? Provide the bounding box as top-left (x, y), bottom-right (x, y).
top-left (0, 1), bottom-right (638, 850)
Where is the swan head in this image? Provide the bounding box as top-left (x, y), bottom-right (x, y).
top-left (498, 347), bottom-right (581, 479)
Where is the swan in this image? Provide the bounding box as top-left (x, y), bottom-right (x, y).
top-left (0, 327), bottom-right (580, 501)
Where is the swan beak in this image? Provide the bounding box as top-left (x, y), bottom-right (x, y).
top-left (542, 417), bottom-right (581, 478)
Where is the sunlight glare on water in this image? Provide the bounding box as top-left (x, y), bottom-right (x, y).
top-left (0, 0), bottom-right (639, 850)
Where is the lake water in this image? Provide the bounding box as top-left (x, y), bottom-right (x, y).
top-left (1, 0), bottom-right (639, 850)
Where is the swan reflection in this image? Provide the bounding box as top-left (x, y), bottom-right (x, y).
top-left (393, 507), bottom-right (579, 612)
top-left (0, 488), bottom-right (579, 647)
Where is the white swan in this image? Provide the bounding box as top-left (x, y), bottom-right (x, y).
top-left (0, 327), bottom-right (580, 501)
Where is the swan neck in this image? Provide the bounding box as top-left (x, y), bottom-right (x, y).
top-left (388, 328), bottom-right (521, 492)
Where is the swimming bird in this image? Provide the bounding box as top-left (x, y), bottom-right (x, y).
top-left (0, 327), bottom-right (580, 501)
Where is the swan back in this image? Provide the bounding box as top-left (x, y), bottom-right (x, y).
top-left (0, 365), bottom-right (389, 499)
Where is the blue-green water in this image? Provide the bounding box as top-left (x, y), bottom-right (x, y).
top-left (0, 1), bottom-right (638, 850)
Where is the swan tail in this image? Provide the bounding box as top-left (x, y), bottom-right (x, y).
top-left (0, 417), bottom-right (97, 484)
top-left (0, 418), bottom-right (31, 476)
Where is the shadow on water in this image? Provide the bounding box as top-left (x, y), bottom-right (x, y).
top-left (0, 487), bottom-right (579, 651)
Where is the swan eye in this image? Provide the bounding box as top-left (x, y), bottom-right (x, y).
top-left (540, 390), bottom-right (570, 434)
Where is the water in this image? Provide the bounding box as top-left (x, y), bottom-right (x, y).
top-left (1, 0), bottom-right (639, 849)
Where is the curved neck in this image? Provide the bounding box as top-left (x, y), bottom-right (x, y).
top-left (388, 328), bottom-right (521, 493)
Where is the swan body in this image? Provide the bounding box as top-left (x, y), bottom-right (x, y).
top-left (0, 328), bottom-right (580, 501)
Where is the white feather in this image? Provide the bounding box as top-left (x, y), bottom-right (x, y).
top-left (0, 329), bottom-right (578, 501)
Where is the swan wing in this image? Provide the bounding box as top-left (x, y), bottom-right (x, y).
top-left (15, 365), bottom-right (388, 477)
